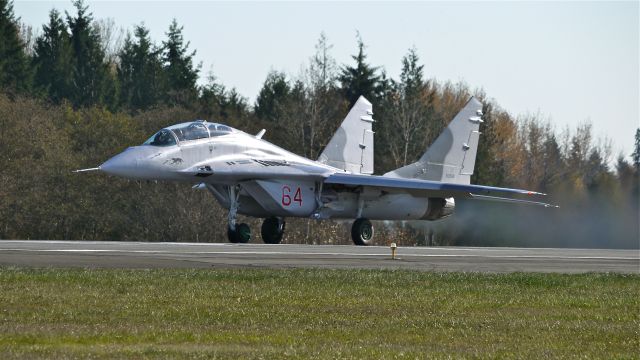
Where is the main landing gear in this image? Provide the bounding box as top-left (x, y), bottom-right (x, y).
top-left (226, 185), bottom-right (371, 245)
top-left (226, 186), bottom-right (286, 244)
top-left (261, 217), bottom-right (286, 244)
top-left (351, 218), bottom-right (374, 246)
top-left (227, 217), bottom-right (286, 244)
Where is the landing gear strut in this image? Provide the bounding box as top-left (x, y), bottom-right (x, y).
top-left (227, 185), bottom-right (251, 243)
top-left (351, 218), bottom-right (374, 246)
top-left (261, 217), bottom-right (285, 244)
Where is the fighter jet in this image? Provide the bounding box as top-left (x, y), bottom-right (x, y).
top-left (76, 96), bottom-right (555, 245)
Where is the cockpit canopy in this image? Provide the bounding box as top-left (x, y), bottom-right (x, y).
top-left (143, 120), bottom-right (234, 147)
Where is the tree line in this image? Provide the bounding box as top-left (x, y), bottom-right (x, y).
top-left (1, 0), bottom-right (638, 247)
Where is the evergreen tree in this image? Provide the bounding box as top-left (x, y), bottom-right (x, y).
top-left (224, 88), bottom-right (249, 117)
top-left (0, 0), bottom-right (31, 93)
top-left (339, 33), bottom-right (382, 106)
top-left (199, 72), bottom-right (248, 123)
top-left (32, 9), bottom-right (74, 103)
top-left (199, 72), bottom-right (226, 118)
top-left (399, 47), bottom-right (424, 95)
top-left (162, 19), bottom-right (199, 106)
top-left (118, 24), bottom-right (165, 110)
top-left (66, 0), bottom-right (113, 107)
top-left (632, 128), bottom-right (640, 170)
top-left (585, 147), bottom-right (609, 191)
top-left (616, 156), bottom-right (634, 187)
top-left (541, 132), bottom-right (563, 190)
top-left (629, 129), bottom-right (640, 211)
top-left (254, 71), bottom-right (291, 122)
top-left (284, 79), bottom-right (308, 155)
top-left (387, 47), bottom-right (434, 166)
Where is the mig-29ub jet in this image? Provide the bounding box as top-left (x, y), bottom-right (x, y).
top-left (76, 96), bottom-right (556, 245)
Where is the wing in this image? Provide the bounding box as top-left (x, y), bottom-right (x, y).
top-left (324, 173), bottom-right (558, 208)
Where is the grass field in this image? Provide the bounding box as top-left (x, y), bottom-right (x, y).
top-left (0, 268), bottom-right (638, 359)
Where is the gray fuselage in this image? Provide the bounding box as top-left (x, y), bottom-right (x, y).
top-left (99, 121), bottom-right (452, 221)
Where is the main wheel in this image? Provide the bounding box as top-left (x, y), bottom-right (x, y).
top-left (261, 217), bottom-right (285, 244)
top-left (228, 223), bottom-right (251, 243)
top-left (351, 218), bottom-right (374, 246)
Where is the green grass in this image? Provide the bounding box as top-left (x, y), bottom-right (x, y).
top-left (0, 268), bottom-right (638, 359)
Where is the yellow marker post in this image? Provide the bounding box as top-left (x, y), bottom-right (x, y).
top-left (390, 242), bottom-right (397, 260)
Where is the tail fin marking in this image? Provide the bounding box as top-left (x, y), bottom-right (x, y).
top-left (461, 129), bottom-right (480, 175)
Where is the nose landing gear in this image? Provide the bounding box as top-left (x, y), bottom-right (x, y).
top-left (261, 217), bottom-right (285, 244)
top-left (227, 185), bottom-right (251, 243)
top-left (351, 218), bottom-right (374, 246)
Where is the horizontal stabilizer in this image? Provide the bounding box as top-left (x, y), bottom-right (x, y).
top-left (73, 167), bottom-right (101, 173)
top-left (469, 194), bottom-right (558, 208)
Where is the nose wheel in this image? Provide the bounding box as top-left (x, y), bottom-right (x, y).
top-left (351, 218), bottom-right (374, 246)
top-left (261, 217), bottom-right (285, 244)
top-left (228, 223), bottom-right (251, 243)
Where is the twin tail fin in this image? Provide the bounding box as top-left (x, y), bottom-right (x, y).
top-left (384, 97), bottom-right (483, 185)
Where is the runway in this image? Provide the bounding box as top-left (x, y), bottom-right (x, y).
top-left (0, 240), bottom-right (638, 273)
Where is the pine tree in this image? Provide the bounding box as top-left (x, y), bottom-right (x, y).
top-left (391, 47), bottom-right (434, 166)
top-left (66, 0), bottom-right (112, 107)
top-left (0, 0), bottom-right (31, 93)
top-left (198, 72), bottom-right (226, 117)
top-left (541, 132), bottom-right (563, 190)
top-left (254, 71), bottom-right (291, 122)
top-left (585, 147), bottom-right (609, 191)
top-left (399, 47), bottom-right (424, 96)
top-left (118, 24), bottom-right (165, 110)
top-left (224, 88), bottom-right (249, 117)
top-left (162, 19), bottom-right (199, 106)
top-left (632, 128), bottom-right (640, 170)
top-left (32, 9), bottom-right (74, 103)
top-left (339, 33), bottom-right (382, 106)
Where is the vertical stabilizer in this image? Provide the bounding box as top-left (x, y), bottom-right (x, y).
top-left (383, 97), bottom-right (483, 184)
top-left (318, 96), bottom-right (374, 174)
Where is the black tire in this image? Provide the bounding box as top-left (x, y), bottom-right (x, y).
top-left (235, 223), bottom-right (251, 243)
top-left (227, 226), bottom-right (240, 243)
top-left (228, 223), bottom-right (251, 243)
top-left (351, 218), bottom-right (374, 246)
top-left (261, 217), bottom-right (285, 244)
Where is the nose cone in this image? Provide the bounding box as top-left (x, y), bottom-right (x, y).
top-left (100, 148), bottom-right (138, 178)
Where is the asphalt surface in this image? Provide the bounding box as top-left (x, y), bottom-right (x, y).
top-left (0, 240), bottom-right (638, 273)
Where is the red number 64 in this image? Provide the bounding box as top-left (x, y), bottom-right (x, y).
top-left (282, 186), bottom-right (302, 207)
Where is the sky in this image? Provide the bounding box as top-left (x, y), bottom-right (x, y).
top-left (15, 1), bottom-right (640, 160)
